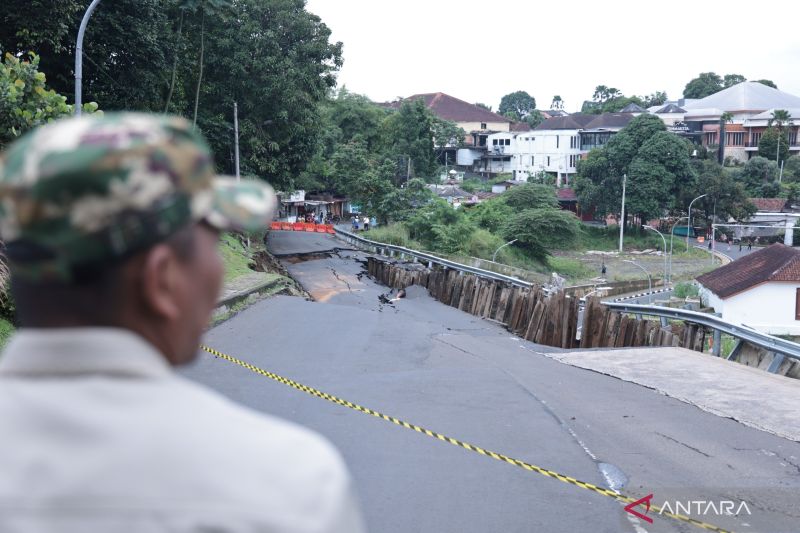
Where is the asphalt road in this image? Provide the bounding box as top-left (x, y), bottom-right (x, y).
top-left (181, 233), bottom-right (800, 532)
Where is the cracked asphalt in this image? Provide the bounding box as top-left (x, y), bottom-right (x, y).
top-left (181, 231), bottom-right (800, 533)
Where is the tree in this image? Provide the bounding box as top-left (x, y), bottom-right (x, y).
top-left (502, 209), bottom-right (581, 262)
top-left (465, 197), bottom-right (514, 232)
top-left (738, 156), bottom-right (778, 193)
top-left (383, 98), bottom-right (437, 180)
top-left (755, 79), bottom-right (777, 89)
top-left (550, 95), bottom-right (564, 110)
top-left (525, 110), bottom-right (545, 128)
top-left (498, 91), bottom-right (536, 120)
top-left (683, 72), bottom-right (723, 99)
top-left (0, 52), bottom-right (100, 149)
top-left (503, 183), bottom-right (558, 210)
top-left (783, 155), bottom-right (800, 182)
top-left (689, 160), bottom-right (754, 222)
top-left (723, 74), bottom-right (747, 88)
top-left (642, 91), bottom-right (667, 108)
top-left (431, 117), bottom-right (465, 152)
top-left (758, 127), bottom-right (791, 164)
top-left (475, 102), bottom-right (492, 111)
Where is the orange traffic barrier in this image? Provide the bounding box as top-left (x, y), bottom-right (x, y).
top-left (270, 221), bottom-right (281, 231)
top-left (293, 222), bottom-right (305, 231)
top-left (281, 222), bottom-right (293, 231)
top-left (325, 224), bottom-right (336, 234)
top-left (303, 223), bottom-right (316, 232)
top-left (315, 225), bottom-right (327, 233)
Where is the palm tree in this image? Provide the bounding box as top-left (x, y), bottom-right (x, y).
top-left (718, 112), bottom-right (733, 165)
top-left (769, 109), bottom-right (793, 163)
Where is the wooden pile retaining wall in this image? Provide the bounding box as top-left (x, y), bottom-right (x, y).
top-left (367, 257), bottom-right (703, 352)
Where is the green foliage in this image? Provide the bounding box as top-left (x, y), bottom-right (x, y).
top-left (377, 178), bottom-right (433, 223)
top-left (365, 224), bottom-right (420, 248)
top-left (498, 90), bottom-right (536, 120)
top-left (462, 229), bottom-right (508, 260)
top-left (0, 52), bottom-right (99, 148)
top-left (0, 317), bottom-right (13, 348)
top-left (219, 233), bottom-right (253, 282)
top-left (755, 79), bottom-right (777, 89)
top-left (525, 110), bottom-right (545, 128)
top-left (404, 199), bottom-right (476, 253)
top-left (501, 209), bottom-right (581, 261)
top-left (782, 156), bottom-right (800, 182)
top-left (383, 98), bottom-right (437, 179)
top-left (758, 126), bottom-right (791, 164)
top-left (431, 116), bottom-right (465, 150)
top-left (683, 72), bottom-right (724, 98)
top-left (466, 197), bottom-right (514, 231)
top-left (673, 282), bottom-right (699, 299)
top-left (689, 160), bottom-right (754, 222)
top-left (502, 183), bottom-right (558, 210)
top-left (574, 114), bottom-right (693, 222)
top-left (723, 74), bottom-right (746, 88)
top-left (738, 156), bottom-right (778, 192)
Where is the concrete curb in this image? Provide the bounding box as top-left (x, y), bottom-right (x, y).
top-left (212, 276), bottom-right (297, 325)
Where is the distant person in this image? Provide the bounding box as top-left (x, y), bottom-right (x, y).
top-left (363, 215), bottom-right (370, 231)
top-left (739, 241), bottom-right (743, 252)
top-left (601, 263), bottom-right (607, 276)
top-left (0, 113), bottom-right (364, 533)
top-left (351, 215), bottom-right (358, 231)
top-left (371, 215), bottom-right (377, 229)
top-left (748, 240), bottom-right (752, 251)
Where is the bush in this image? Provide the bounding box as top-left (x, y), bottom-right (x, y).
top-left (366, 224), bottom-right (419, 248)
top-left (673, 282), bottom-right (699, 299)
top-left (461, 229), bottom-right (508, 261)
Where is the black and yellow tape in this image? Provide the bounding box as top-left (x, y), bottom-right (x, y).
top-left (201, 345), bottom-right (733, 533)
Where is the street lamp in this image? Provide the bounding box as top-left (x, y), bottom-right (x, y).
top-left (492, 239), bottom-right (518, 263)
top-left (623, 259), bottom-right (651, 292)
top-left (686, 193), bottom-right (707, 252)
top-left (618, 173), bottom-right (627, 252)
top-left (669, 216), bottom-right (688, 283)
top-left (643, 225), bottom-right (667, 286)
top-left (74, 0), bottom-right (103, 116)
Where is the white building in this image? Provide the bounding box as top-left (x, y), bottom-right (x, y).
top-left (480, 113), bottom-right (634, 185)
top-left (697, 244), bottom-right (800, 335)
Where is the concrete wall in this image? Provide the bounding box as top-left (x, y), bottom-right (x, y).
top-left (704, 282), bottom-right (800, 335)
top-left (459, 121), bottom-right (510, 132)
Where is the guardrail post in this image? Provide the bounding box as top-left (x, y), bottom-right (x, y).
top-left (726, 339), bottom-right (743, 361)
top-left (660, 316), bottom-right (668, 328)
top-left (428, 261), bottom-right (433, 268)
top-left (766, 352), bottom-right (785, 374)
top-left (712, 328), bottom-right (722, 357)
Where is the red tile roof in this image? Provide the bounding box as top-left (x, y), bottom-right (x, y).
top-left (392, 93), bottom-right (512, 124)
top-left (749, 197), bottom-right (788, 212)
top-left (556, 188), bottom-right (577, 202)
top-left (696, 243), bottom-right (800, 298)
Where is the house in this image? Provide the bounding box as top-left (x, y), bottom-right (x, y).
top-left (479, 113), bottom-right (635, 184)
top-left (277, 190), bottom-right (350, 222)
top-left (739, 198), bottom-right (800, 245)
top-left (653, 82), bottom-right (800, 163)
top-left (490, 180), bottom-right (527, 194)
top-left (697, 244), bottom-right (800, 334)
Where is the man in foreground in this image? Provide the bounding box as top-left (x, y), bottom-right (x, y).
top-left (0, 114), bottom-right (365, 532)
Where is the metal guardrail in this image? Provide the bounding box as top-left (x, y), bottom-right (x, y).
top-left (336, 228), bottom-right (799, 372)
top-left (604, 302), bottom-right (800, 370)
top-left (335, 228), bottom-right (533, 288)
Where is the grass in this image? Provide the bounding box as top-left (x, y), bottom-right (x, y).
top-left (673, 282), bottom-right (700, 299)
top-left (539, 256), bottom-right (595, 280)
top-left (576, 225), bottom-right (665, 252)
top-left (219, 233), bottom-right (255, 282)
top-left (0, 317), bottom-right (14, 349)
top-left (364, 224), bottom-right (423, 249)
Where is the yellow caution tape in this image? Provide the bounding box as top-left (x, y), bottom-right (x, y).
top-left (201, 345), bottom-right (733, 533)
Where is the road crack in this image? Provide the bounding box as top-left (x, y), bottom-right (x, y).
top-left (655, 432), bottom-right (712, 457)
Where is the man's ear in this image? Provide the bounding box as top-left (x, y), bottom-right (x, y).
top-left (139, 243), bottom-right (183, 321)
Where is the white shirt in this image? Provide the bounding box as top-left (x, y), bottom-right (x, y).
top-left (0, 328), bottom-right (365, 533)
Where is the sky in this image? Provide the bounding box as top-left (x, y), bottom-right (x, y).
top-left (305, 0), bottom-right (800, 113)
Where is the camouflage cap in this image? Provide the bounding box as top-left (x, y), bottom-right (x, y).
top-left (0, 113), bottom-right (276, 283)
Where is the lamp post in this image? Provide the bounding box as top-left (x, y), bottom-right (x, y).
top-left (686, 193), bottom-right (707, 252)
top-left (644, 225), bottom-right (667, 286)
top-left (619, 173), bottom-right (627, 252)
top-left (669, 216), bottom-right (688, 283)
top-left (623, 259), bottom-right (651, 292)
top-left (74, 0), bottom-right (103, 116)
top-left (492, 239), bottom-right (518, 263)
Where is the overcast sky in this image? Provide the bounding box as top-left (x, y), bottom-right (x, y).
top-left (305, 0), bottom-right (800, 113)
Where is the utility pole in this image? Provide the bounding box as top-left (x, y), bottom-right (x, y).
top-left (74, 0), bottom-right (103, 116)
top-left (618, 173), bottom-right (626, 252)
top-left (233, 102), bottom-right (240, 182)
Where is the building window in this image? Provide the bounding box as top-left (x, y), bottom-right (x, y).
top-left (531, 156), bottom-right (534, 166)
top-left (504, 139), bottom-right (511, 146)
top-left (790, 130), bottom-right (798, 145)
top-left (570, 136), bottom-right (578, 149)
top-left (556, 136), bottom-right (560, 148)
top-left (726, 132), bottom-right (744, 146)
top-left (751, 132), bottom-right (762, 146)
top-left (481, 122), bottom-right (487, 130)
top-left (705, 132), bottom-right (717, 145)
top-left (547, 156), bottom-right (550, 166)
top-left (493, 139), bottom-right (498, 146)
